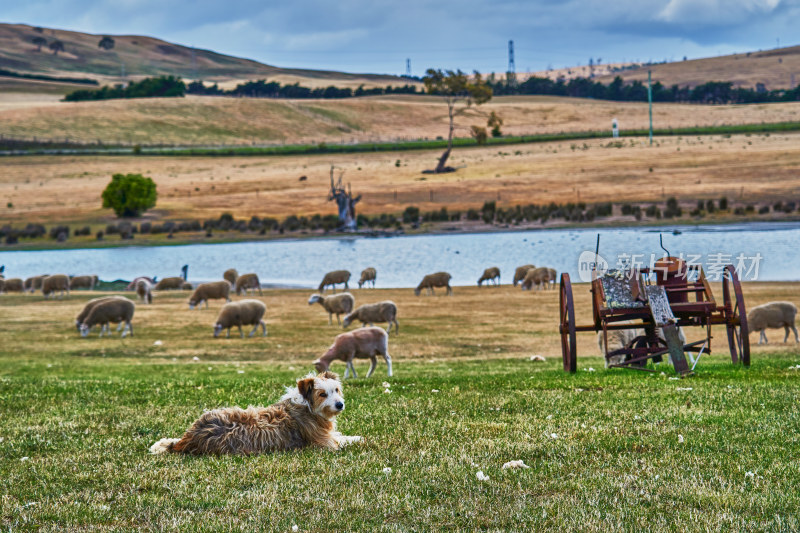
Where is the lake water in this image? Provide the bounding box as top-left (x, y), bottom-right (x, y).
top-left (1, 222), bottom-right (798, 288)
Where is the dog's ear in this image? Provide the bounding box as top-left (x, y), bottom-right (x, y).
top-left (297, 377), bottom-right (315, 400)
top-left (319, 370), bottom-right (339, 381)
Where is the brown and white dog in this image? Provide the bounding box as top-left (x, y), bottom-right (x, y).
top-left (149, 372), bottom-right (361, 455)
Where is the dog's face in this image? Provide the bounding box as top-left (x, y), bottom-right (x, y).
top-left (297, 372), bottom-right (345, 419)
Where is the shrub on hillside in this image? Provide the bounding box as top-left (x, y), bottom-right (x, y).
top-left (101, 173), bottom-right (157, 217)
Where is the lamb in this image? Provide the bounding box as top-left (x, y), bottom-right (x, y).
top-left (342, 301), bottom-right (399, 334)
top-left (313, 326), bottom-right (392, 379)
top-left (75, 296), bottom-right (128, 331)
top-left (520, 267), bottom-right (551, 291)
top-left (414, 272), bottom-right (452, 296)
top-left (189, 281), bottom-right (232, 309)
top-left (358, 267), bottom-right (377, 289)
top-left (223, 268), bottom-right (238, 286)
top-left (126, 276), bottom-right (155, 290)
top-left (154, 277), bottom-right (185, 290)
top-left (69, 275), bottom-right (98, 290)
top-left (308, 292), bottom-right (355, 325)
top-left (747, 301), bottom-right (798, 344)
top-left (478, 267), bottom-right (501, 287)
top-left (42, 274), bottom-right (70, 299)
top-left (234, 273), bottom-right (262, 296)
top-left (513, 264), bottom-right (535, 286)
top-left (80, 297), bottom-right (135, 338)
top-left (214, 299), bottom-right (267, 338)
top-left (136, 279), bottom-right (153, 304)
top-left (2, 278), bottom-right (23, 293)
top-left (319, 270), bottom-right (351, 293)
top-left (598, 325), bottom-right (686, 368)
top-left (24, 275), bottom-right (48, 293)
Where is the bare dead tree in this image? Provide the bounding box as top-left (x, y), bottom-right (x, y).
top-left (328, 166), bottom-right (361, 231)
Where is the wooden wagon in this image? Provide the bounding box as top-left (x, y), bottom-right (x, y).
top-left (559, 253), bottom-right (749, 375)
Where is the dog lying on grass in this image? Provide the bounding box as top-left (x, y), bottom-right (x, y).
top-left (149, 371), bottom-right (361, 455)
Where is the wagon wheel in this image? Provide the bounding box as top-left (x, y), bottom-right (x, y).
top-left (560, 273), bottom-right (577, 373)
top-left (722, 265), bottom-right (750, 367)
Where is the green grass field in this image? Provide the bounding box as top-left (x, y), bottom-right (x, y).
top-left (1, 289), bottom-right (799, 530)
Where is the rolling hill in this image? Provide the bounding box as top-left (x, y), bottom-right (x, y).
top-left (0, 23), bottom-right (408, 88)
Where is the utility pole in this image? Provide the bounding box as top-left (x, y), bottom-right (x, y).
top-left (506, 40), bottom-right (516, 87)
top-left (405, 58), bottom-right (411, 77)
top-left (648, 70), bottom-right (653, 146)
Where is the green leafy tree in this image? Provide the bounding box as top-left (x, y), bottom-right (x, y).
top-left (423, 69), bottom-right (492, 173)
top-left (101, 173), bottom-right (157, 217)
top-left (31, 36), bottom-right (47, 51)
top-left (487, 111), bottom-right (503, 137)
top-left (98, 36), bottom-right (115, 50)
top-left (49, 40), bottom-right (64, 55)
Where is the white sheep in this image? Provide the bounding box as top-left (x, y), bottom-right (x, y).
top-left (747, 301), bottom-right (798, 344)
top-left (234, 273), bottom-right (262, 296)
top-left (136, 279), bottom-right (153, 304)
top-left (223, 268), bottom-right (238, 286)
top-left (414, 272), bottom-right (452, 296)
top-left (69, 275), bottom-right (98, 290)
top-left (80, 297), bottom-right (136, 338)
top-left (213, 299), bottom-right (267, 338)
top-left (313, 326), bottom-right (392, 378)
top-left (342, 301), bottom-right (399, 335)
top-left (75, 295), bottom-right (128, 332)
top-left (520, 267), bottom-right (551, 291)
top-left (598, 325), bottom-right (686, 368)
top-left (42, 274), bottom-right (70, 299)
top-left (319, 270), bottom-right (351, 293)
top-left (358, 267), bottom-right (377, 289)
top-left (308, 292), bottom-right (355, 325)
top-left (478, 267), bottom-right (501, 287)
top-left (513, 264), bottom-right (535, 286)
top-left (154, 277), bottom-right (185, 290)
top-left (189, 281), bottom-right (232, 309)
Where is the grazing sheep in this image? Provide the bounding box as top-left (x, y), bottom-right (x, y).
top-left (313, 326), bottom-right (392, 379)
top-left (414, 272), bottom-right (452, 296)
top-left (76, 296), bottom-right (128, 331)
top-left (235, 273), bottom-right (262, 296)
top-left (0, 278), bottom-right (4, 293)
top-left (80, 297), bottom-right (135, 338)
top-left (342, 301), bottom-right (399, 334)
top-left (189, 281), bottom-right (232, 309)
top-left (214, 299), bottom-right (267, 338)
top-left (181, 282), bottom-right (193, 290)
top-left (2, 278), bottom-right (23, 293)
top-left (24, 275), bottom-right (48, 293)
top-left (308, 292), bottom-right (355, 325)
top-left (546, 268), bottom-right (557, 290)
top-left (513, 264), bottom-right (535, 286)
top-left (154, 277), bottom-right (185, 290)
top-left (598, 325), bottom-right (686, 368)
top-left (223, 268), bottom-right (238, 286)
top-left (136, 279), bottom-right (153, 304)
top-left (520, 267), bottom-right (551, 291)
top-left (69, 275), bottom-right (98, 290)
top-left (319, 270), bottom-right (351, 293)
top-left (478, 267), bottom-right (501, 287)
top-left (42, 274), bottom-right (70, 299)
top-left (747, 301), bottom-right (798, 344)
top-left (358, 267), bottom-right (377, 289)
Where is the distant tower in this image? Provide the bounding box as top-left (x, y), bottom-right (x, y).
top-left (406, 58), bottom-right (411, 77)
top-left (506, 40), bottom-right (517, 86)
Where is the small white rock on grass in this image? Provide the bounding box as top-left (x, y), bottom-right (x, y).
top-left (383, 389), bottom-right (391, 394)
top-left (382, 467), bottom-right (392, 474)
top-left (502, 460), bottom-right (530, 470)
top-left (382, 381), bottom-right (391, 388)
top-left (153, 340), bottom-right (163, 346)
top-left (530, 355), bottom-right (546, 362)
top-left (678, 434), bottom-right (685, 443)
top-left (476, 471), bottom-right (490, 481)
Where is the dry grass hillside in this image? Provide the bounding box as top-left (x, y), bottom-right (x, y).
top-left (2, 93), bottom-right (800, 146)
top-left (0, 23), bottom-right (407, 87)
top-left (596, 46), bottom-right (800, 90)
top-left (2, 130), bottom-right (799, 225)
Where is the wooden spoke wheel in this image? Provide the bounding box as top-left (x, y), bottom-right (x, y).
top-left (722, 265), bottom-right (750, 367)
top-left (560, 273), bottom-right (577, 373)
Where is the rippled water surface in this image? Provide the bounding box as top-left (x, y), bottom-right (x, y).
top-left (1, 222), bottom-right (798, 287)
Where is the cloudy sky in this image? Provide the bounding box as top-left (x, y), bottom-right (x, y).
top-left (5, 0), bottom-right (799, 75)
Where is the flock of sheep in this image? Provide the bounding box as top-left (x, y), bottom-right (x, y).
top-left (1, 264), bottom-right (797, 376)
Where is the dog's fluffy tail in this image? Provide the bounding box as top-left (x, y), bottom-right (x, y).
top-left (149, 437), bottom-right (180, 454)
